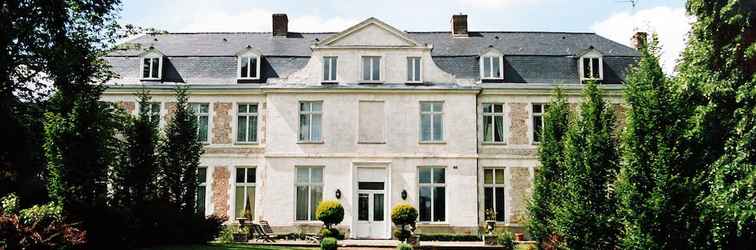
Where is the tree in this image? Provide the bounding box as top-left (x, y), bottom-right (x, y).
top-left (159, 85), bottom-right (204, 216)
top-left (555, 81), bottom-right (620, 249)
top-left (676, 0), bottom-right (756, 248)
top-left (527, 88), bottom-right (571, 247)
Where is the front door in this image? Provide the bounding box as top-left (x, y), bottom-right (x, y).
top-left (354, 167), bottom-right (388, 239)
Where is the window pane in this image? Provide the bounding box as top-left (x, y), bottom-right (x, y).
top-left (197, 186), bottom-right (206, 214)
top-left (310, 186), bottom-right (322, 220)
top-left (591, 58), bottom-right (600, 78)
top-left (239, 104), bottom-right (248, 113)
top-left (323, 58), bottom-right (330, 80)
top-left (433, 168), bottom-right (445, 184)
top-left (300, 102), bottom-right (309, 112)
top-left (421, 114), bottom-right (431, 141)
top-left (237, 116), bottom-right (248, 142)
top-left (492, 57), bottom-right (500, 78)
top-left (311, 102), bottom-right (322, 112)
top-left (421, 103), bottom-right (432, 112)
top-left (533, 104), bottom-right (542, 113)
top-left (419, 168), bottom-right (431, 183)
top-left (311, 167), bottom-right (323, 183)
top-left (583, 58), bottom-right (591, 78)
top-left (494, 115), bottom-right (504, 142)
top-left (249, 116), bottom-right (257, 142)
top-left (419, 186), bottom-right (432, 221)
top-left (151, 58), bottom-right (160, 78)
top-left (235, 186), bottom-right (245, 217)
top-left (246, 168), bottom-right (256, 183)
top-left (373, 193), bottom-right (384, 221)
top-left (250, 104), bottom-right (258, 113)
top-left (534, 116), bottom-right (543, 142)
top-left (483, 115), bottom-right (493, 142)
top-left (143, 58), bottom-right (151, 78)
top-left (249, 57), bottom-right (258, 78)
top-left (483, 103), bottom-right (492, 113)
top-left (372, 57), bottom-right (380, 80)
top-left (311, 114), bottom-right (322, 141)
top-left (199, 104), bottom-right (209, 113)
top-left (331, 58), bottom-right (337, 81)
top-left (236, 168), bottom-right (246, 183)
top-left (433, 187), bottom-right (445, 221)
top-left (495, 169), bottom-right (505, 184)
top-left (362, 57), bottom-right (370, 80)
top-left (432, 113), bottom-right (443, 141)
top-left (494, 104), bottom-right (503, 113)
top-left (484, 169), bottom-right (493, 184)
top-left (297, 168), bottom-right (309, 184)
top-left (484, 187), bottom-right (493, 212)
top-left (246, 187), bottom-right (256, 219)
top-left (407, 58), bottom-right (413, 81)
top-left (414, 58), bottom-right (421, 81)
top-left (432, 103), bottom-right (442, 112)
top-left (358, 193), bottom-right (369, 221)
top-left (296, 186), bottom-right (309, 220)
top-left (483, 57), bottom-right (491, 77)
top-left (495, 187), bottom-right (505, 221)
top-left (198, 116), bottom-right (209, 142)
top-left (299, 114), bottom-right (309, 141)
top-left (197, 167), bottom-right (207, 184)
top-left (240, 57), bottom-right (249, 78)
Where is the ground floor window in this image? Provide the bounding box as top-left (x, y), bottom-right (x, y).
top-left (296, 166), bottom-right (323, 221)
top-left (418, 167), bottom-right (445, 222)
top-left (235, 167), bottom-right (256, 219)
top-left (483, 168), bottom-right (506, 221)
top-left (197, 167), bottom-right (207, 214)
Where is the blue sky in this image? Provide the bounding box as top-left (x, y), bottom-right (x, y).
top-left (118, 0), bottom-right (689, 72)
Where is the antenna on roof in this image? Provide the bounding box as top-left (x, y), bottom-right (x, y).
top-left (617, 0), bottom-right (639, 31)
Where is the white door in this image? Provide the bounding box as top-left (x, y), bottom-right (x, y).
top-left (354, 167), bottom-right (388, 239)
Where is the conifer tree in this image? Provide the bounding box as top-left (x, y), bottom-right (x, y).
top-left (527, 88), bottom-right (571, 247)
top-left (555, 82), bottom-right (619, 249)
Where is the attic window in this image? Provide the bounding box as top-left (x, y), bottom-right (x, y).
top-left (141, 56), bottom-right (162, 80)
top-left (480, 50), bottom-right (503, 80)
top-left (238, 53), bottom-right (261, 80)
top-left (579, 55), bottom-right (603, 81)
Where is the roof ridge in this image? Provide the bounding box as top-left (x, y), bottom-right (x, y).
top-left (406, 31), bottom-right (596, 34)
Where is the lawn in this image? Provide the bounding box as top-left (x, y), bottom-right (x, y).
top-left (141, 243), bottom-right (316, 250)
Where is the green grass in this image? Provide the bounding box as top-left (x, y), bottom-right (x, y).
top-left (141, 243), bottom-right (316, 250)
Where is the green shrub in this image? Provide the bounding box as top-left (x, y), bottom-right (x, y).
top-left (320, 237), bottom-right (338, 250)
top-left (320, 227), bottom-right (341, 239)
top-left (393, 229), bottom-right (412, 241)
top-left (316, 200), bottom-right (345, 229)
top-left (397, 242), bottom-right (413, 250)
top-left (418, 234), bottom-right (481, 241)
top-left (391, 203), bottom-right (418, 226)
top-left (497, 231), bottom-right (515, 250)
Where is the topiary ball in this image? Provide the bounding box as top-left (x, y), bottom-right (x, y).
top-left (391, 202), bottom-right (418, 226)
top-left (316, 199), bottom-right (345, 228)
top-left (320, 237), bottom-right (338, 250)
top-left (397, 242), bottom-right (413, 250)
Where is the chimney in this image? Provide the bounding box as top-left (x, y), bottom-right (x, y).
top-left (631, 31), bottom-right (648, 49)
top-left (272, 13), bottom-right (288, 37)
top-left (451, 14), bottom-right (468, 37)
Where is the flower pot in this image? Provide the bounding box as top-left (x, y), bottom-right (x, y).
top-left (485, 220), bottom-right (496, 235)
top-left (407, 235), bottom-right (419, 247)
top-left (515, 233), bottom-right (525, 241)
top-left (233, 233), bottom-right (248, 242)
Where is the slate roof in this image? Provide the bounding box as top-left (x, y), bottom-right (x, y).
top-left (105, 31), bottom-right (639, 85)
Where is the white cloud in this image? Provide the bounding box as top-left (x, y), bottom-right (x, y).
top-left (179, 8), bottom-right (357, 32)
top-left (459, 0), bottom-right (541, 8)
top-left (591, 7), bottom-right (693, 74)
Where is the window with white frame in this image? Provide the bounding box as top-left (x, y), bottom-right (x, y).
top-left (483, 168), bottom-right (506, 222)
top-left (480, 54), bottom-right (503, 79)
top-left (197, 167), bottom-right (207, 214)
top-left (299, 101), bottom-right (322, 142)
top-left (295, 166), bottom-right (323, 221)
top-left (580, 56), bottom-right (602, 81)
top-left (361, 56), bottom-right (381, 81)
top-left (482, 103), bottom-right (506, 143)
top-left (532, 103), bottom-right (549, 144)
top-left (238, 54), bottom-right (260, 79)
top-left (235, 167), bottom-right (256, 219)
top-left (322, 56), bottom-right (338, 82)
top-left (190, 103), bottom-right (210, 143)
top-left (141, 56), bottom-right (162, 79)
top-left (407, 57), bottom-right (421, 82)
top-left (236, 103), bottom-right (258, 143)
top-left (419, 167), bottom-right (445, 222)
top-left (139, 102), bottom-right (161, 124)
top-left (420, 102), bottom-right (444, 142)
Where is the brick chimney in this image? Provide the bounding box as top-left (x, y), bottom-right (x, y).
top-left (631, 31), bottom-right (648, 49)
top-left (451, 14), bottom-right (468, 37)
top-left (272, 13), bottom-right (288, 37)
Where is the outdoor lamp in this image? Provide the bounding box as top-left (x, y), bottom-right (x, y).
top-left (335, 189), bottom-right (342, 199)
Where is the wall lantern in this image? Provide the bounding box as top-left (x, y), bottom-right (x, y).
top-left (335, 189), bottom-right (342, 199)
top-left (401, 190), bottom-right (408, 200)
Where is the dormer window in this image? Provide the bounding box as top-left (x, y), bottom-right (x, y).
top-left (141, 55), bottom-right (162, 80)
top-left (480, 49), bottom-right (503, 80)
top-left (361, 56), bottom-right (381, 82)
top-left (407, 57), bottom-right (422, 83)
top-left (238, 54), bottom-right (260, 79)
top-left (578, 49), bottom-right (603, 82)
top-left (322, 56), bottom-right (338, 82)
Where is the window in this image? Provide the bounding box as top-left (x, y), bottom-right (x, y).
top-left (296, 166), bottom-right (323, 221)
top-left (483, 168), bottom-right (506, 222)
top-left (358, 101), bottom-right (385, 143)
top-left (420, 102), bottom-right (443, 142)
top-left (142, 57), bottom-right (162, 79)
top-left (299, 101), bottom-right (322, 142)
top-left (140, 102), bottom-right (161, 124)
top-left (482, 103), bottom-right (506, 143)
top-left (532, 104), bottom-right (548, 144)
top-left (191, 103), bottom-right (210, 143)
top-left (361, 56), bottom-right (381, 81)
top-left (236, 103), bottom-right (258, 143)
top-left (407, 57), bottom-right (421, 82)
top-left (418, 167), bottom-right (445, 222)
top-left (238, 55), bottom-right (260, 79)
top-left (480, 55), bottom-right (502, 79)
top-left (580, 56), bottom-right (602, 81)
top-left (197, 167), bottom-right (207, 214)
top-left (235, 167), bottom-right (256, 219)
top-left (322, 56), bottom-right (338, 82)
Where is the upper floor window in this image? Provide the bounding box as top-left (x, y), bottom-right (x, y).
top-left (482, 103), bottom-right (506, 143)
top-left (141, 56), bottom-right (162, 80)
top-left (407, 57), bottom-right (422, 82)
top-left (236, 103), bottom-right (258, 143)
top-left (140, 102), bottom-right (161, 124)
top-left (420, 102), bottom-right (444, 142)
top-left (322, 56), bottom-right (338, 82)
top-left (361, 56), bottom-right (381, 82)
top-left (579, 49), bottom-right (603, 81)
top-left (190, 103), bottom-right (210, 143)
top-left (532, 103), bottom-right (548, 144)
top-left (480, 48), bottom-right (504, 80)
top-left (238, 54), bottom-right (260, 79)
top-left (299, 101), bottom-right (322, 142)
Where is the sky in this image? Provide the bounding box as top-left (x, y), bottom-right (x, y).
top-left (118, 0), bottom-right (691, 73)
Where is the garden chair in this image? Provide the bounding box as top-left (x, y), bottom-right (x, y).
top-left (254, 220), bottom-right (277, 242)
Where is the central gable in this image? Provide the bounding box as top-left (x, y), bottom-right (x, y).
top-left (317, 17), bottom-right (421, 47)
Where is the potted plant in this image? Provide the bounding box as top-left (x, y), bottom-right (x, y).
top-left (231, 224), bottom-right (250, 242)
top-left (484, 209), bottom-right (497, 234)
top-left (391, 203), bottom-right (418, 246)
top-left (316, 199), bottom-right (345, 239)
